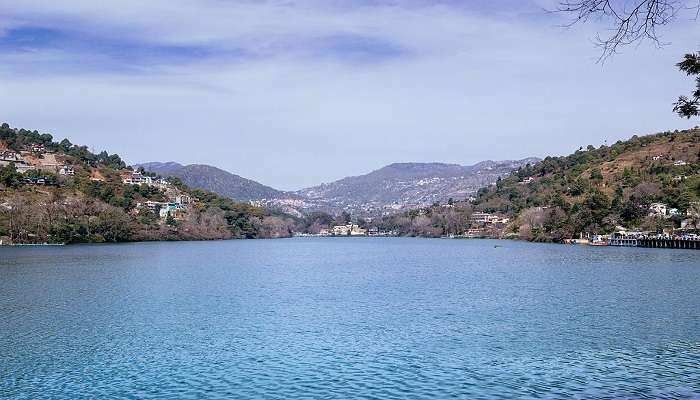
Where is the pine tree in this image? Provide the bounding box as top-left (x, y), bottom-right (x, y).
top-left (674, 53), bottom-right (700, 118)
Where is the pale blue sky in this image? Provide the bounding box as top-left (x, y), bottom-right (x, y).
top-left (0, 0), bottom-right (698, 190)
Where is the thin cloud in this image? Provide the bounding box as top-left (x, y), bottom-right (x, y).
top-left (0, 1), bottom-right (696, 190)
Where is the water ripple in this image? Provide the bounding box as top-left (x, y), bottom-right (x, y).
top-left (1, 238), bottom-right (700, 399)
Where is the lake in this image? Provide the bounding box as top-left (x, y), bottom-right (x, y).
top-left (1, 238), bottom-right (700, 399)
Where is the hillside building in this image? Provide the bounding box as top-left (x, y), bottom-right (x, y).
top-left (648, 203), bottom-right (668, 217)
top-left (332, 224), bottom-right (366, 236)
top-left (470, 212), bottom-right (509, 225)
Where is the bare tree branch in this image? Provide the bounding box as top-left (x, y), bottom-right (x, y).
top-left (554, 0), bottom-right (697, 61)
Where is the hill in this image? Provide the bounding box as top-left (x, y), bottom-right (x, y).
top-left (136, 159), bottom-right (539, 217)
top-left (0, 123), bottom-right (296, 244)
top-left (476, 129), bottom-right (700, 240)
top-left (375, 129), bottom-right (700, 240)
top-left (136, 162), bottom-right (287, 202)
top-left (297, 158), bottom-right (539, 215)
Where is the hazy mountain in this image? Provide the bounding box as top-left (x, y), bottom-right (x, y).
top-left (136, 162), bottom-right (287, 202)
top-left (138, 158), bottom-right (540, 216)
top-left (136, 161), bottom-right (183, 176)
top-left (297, 158), bottom-right (540, 215)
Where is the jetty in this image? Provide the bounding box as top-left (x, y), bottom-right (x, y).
top-left (637, 238), bottom-right (700, 250)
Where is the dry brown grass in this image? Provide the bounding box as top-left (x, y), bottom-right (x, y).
top-left (577, 134), bottom-right (700, 196)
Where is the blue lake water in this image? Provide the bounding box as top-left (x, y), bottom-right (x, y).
top-left (1, 238), bottom-right (700, 399)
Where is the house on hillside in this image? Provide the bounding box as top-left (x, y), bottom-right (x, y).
top-left (673, 175), bottom-right (686, 182)
top-left (157, 202), bottom-right (187, 221)
top-left (121, 170), bottom-right (171, 189)
top-left (649, 203), bottom-right (668, 218)
top-left (674, 160), bottom-right (688, 166)
top-left (14, 162), bottom-right (34, 174)
top-left (122, 170), bottom-right (146, 185)
top-left (0, 151), bottom-right (22, 164)
top-left (159, 203), bottom-right (179, 219)
top-left (30, 144), bottom-right (46, 154)
top-left (154, 178), bottom-right (170, 189)
top-left (470, 212), bottom-right (494, 224)
top-left (470, 212), bottom-right (507, 224)
top-left (175, 194), bottom-right (191, 205)
top-left (59, 166), bottom-right (75, 176)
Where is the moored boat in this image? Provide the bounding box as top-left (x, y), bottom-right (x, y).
top-left (589, 235), bottom-right (609, 246)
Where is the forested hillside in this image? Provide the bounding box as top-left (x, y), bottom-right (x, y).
top-left (472, 128), bottom-right (700, 241)
top-left (0, 123), bottom-right (296, 244)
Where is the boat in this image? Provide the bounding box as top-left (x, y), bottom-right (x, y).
top-left (589, 235), bottom-right (609, 246)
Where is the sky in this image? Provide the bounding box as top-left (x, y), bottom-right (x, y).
top-left (0, 0), bottom-right (698, 190)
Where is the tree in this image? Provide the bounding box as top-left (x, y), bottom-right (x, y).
top-left (555, 1), bottom-right (694, 59)
top-left (0, 164), bottom-right (22, 188)
top-left (555, 1), bottom-right (700, 117)
top-left (569, 176), bottom-right (588, 196)
top-left (165, 211), bottom-right (177, 227)
top-left (673, 53), bottom-right (700, 117)
top-left (59, 138), bottom-right (72, 151)
top-left (584, 189), bottom-right (611, 227)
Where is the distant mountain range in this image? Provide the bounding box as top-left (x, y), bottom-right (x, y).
top-left (137, 158), bottom-right (540, 216)
top-left (297, 159), bottom-right (540, 214)
top-left (135, 162), bottom-right (288, 202)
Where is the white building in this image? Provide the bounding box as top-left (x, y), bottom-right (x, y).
top-left (464, 228), bottom-right (485, 238)
top-left (673, 175), bottom-right (686, 182)
top-left (122, 171), bottom-right (146, 185)
top-left (648, 203), bottom-right (668, 217)
top-left (154, 178), bottom-right (170, 189)
top-left (332, 224), bottom-right (366, 236)
top-left (159, 205), bottom-right (178, 219)
top-left (175, 194), bottom-right (191, 205)
top-left (59, 166), bottom-right (75, 176)
top-left (0, 151), bottom-right (22, 163)
top-left (470, 212), bottom-right (508, 224)
top-left (30, 144), bottom-right (46, 153)
top-left (14, 162), bottom-right (34, 174)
